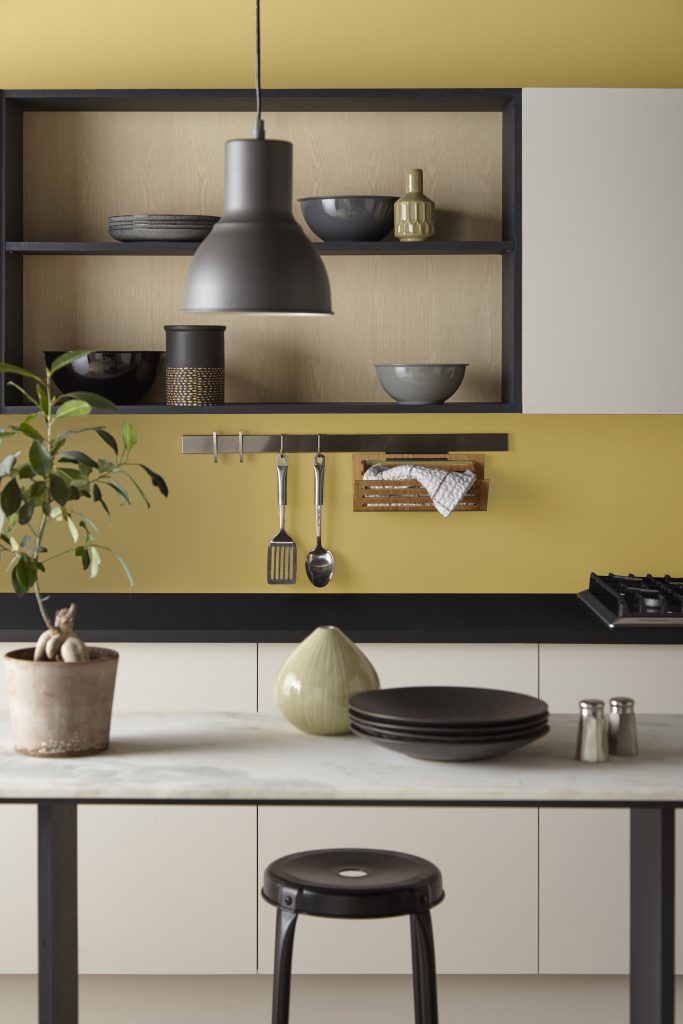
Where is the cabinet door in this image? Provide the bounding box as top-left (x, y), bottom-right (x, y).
top-left (0, 646), bottom-right (37, 973)
top-left (523, 88), bottom-right (683, 413)
top-left (539, 644), bottom-right (683, 974)
top-left (258, 805), bottom-right (538, 975)
top-left (79, 805), bottom-right (256, 974)
top-left (77, 642), bottom-right (258, 974)
top-left (258, 642), bottom-right (539, 713)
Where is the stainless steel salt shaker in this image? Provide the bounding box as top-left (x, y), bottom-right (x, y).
top-left (576, 699), bottom-right (609, 762)
top-left (608, 697), bottom-right (638, 756)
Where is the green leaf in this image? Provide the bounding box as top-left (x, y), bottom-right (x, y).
top-left (103, 480), bottom-right (130, 506)
top-left (47, 350), bottom-right (92, 374)
top-left (0, 453), bottom-right (18, 476)
top-left (18, 420), bottom-right (44, 441)
top-left (140, 464), bottom-right (169, 498)
top-left (1, 478), bottom-right (21, 515)
top-left (55, 399), bottom-right (92, 419)
top-left (18, 501), bottom-right (35, 525)
top-left (98, 545), bottom-right (134, 587)
top-left (65, 515), bottom-right (79, 542)
top-left (58, 450), bottom-right (98, 469)
top-left (35, 382), bottom-right (50, 416)
top-left (49, 473), bottom-right (70, 506)
top-left (13, 556), bottom-right (37, 594)
top-left (18, 464), bottom-right (34, 479)
top-left (117, 469), bottom-right (150, 508)
top-left (0, 428), bottom-right (18, 440)
top-left (67, 391), bottom-right (117, 411)
top-left (7, 381), bottom-right (39, 406)
top-left (121, 422), bottom-right (138, 453)
top-left (95, 428), bottom-right (118, 455)
top-left (75, 545), bottom-right (91, 571)
top-left (28, 441), bottom-right (52, 476)
top-left (89, 544), bottom-right (102, 579)
top-left (10, 564), bottom-right (26, 596)
top-left (0, 362), bottom-right (42, 382)
top-left (92, 483), bottom-right (110, 519)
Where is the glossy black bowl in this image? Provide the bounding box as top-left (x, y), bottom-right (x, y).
top-left (44, 351), bottom-right (164, 405)
top-left (298, 196), bottom-right (398, 242)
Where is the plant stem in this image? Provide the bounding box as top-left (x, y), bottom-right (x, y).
top-left (32, 376), bottom-right (54, 632)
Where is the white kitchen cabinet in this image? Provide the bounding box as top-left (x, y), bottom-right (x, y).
top-left (539, 644), bottom-right (683, 974)
top-left (257, 805), bottom-right (538, 976)
top-left (257, 642), bottom-right (539, 713)
top-left (79, 805), bottom-right (256, 974)
top-left (78, 642), bottom-right (258, 974)
top-left (0, 641), bottom-right (258, 976)
top-left (0, 807), bottom-right (37, 973)
top-left (523, 88), bottom-right (683, 413)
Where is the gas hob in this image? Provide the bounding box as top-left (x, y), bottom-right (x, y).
top-left (579, 573), bottom-right (683, 627)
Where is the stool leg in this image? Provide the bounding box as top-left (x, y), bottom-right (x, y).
top-left (410, 915), bottom-right (426, 1024)
top-left (272, 908), bottom-right (298, 1024)
top-left (410, 911), bottom-right (438, 1024)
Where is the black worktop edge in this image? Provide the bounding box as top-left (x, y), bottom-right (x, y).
top-left (1, 594), bottom-right (682, 645)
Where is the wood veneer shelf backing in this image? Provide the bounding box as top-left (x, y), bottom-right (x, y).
top-left (21, 110), bottom-right (504, 406)
top-left (353, 453), bottom-right (489, 512)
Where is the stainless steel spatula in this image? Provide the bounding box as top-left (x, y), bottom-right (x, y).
top-left (267, 454), bottom-right (297, 585)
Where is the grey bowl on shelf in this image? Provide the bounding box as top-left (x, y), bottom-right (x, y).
top-left (298, 196), bottom-right (398, 242)
top-left (374, 363), bottom-right (468, 404)
top-left (44, 351), bottom-right (164, 405)
top-left (108, 215), bottom-right (219, 242)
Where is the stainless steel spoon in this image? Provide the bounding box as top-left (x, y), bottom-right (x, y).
top-left (305, 453), bottom-right (334, 588)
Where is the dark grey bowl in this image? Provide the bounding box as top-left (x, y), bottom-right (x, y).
top-left (298, 196), bottom-right (398, 242)
top-left (44, 351), bottom-right (164, 404)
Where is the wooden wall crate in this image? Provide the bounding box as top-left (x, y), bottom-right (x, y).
top-left (352, 453), bottom-right (489, 512)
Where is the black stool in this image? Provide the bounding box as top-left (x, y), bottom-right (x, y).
top-left (262, 848), bottom-right (444, 1024)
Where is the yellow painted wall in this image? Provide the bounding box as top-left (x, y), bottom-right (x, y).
top-left (1, 1), bottom-right (682, 595)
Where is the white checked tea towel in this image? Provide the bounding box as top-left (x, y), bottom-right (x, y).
top-left (363, 464), bottom-right (476, 517)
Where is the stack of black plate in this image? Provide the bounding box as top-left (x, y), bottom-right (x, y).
top-left (348, 687), bottom-right (549, 762)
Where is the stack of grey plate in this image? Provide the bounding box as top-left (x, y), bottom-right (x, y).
top-left (108, 214), bottom-right (219, 242)
top-left (348, 687), bottom-right (549, 762)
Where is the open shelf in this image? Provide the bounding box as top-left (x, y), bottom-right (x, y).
top-left (1, 89), bottom-right (521, 414)
top-left (2, 401), bottom-right (521, 416)
top-left (6, 240), bottom-right (515, 256)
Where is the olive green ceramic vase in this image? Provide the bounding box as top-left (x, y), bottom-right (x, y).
top-left (394, 168), bottom-right (435, 242)
top-left (274, 625), bottom-right (380, 735)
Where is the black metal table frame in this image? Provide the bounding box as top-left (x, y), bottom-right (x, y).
top-left (11, 798), bottom-right (678, 1024)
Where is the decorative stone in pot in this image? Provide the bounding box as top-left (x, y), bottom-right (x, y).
top-left (274, 625), bottom-right (379, 735)
top-left (5, 647), bottom-right (118, 757)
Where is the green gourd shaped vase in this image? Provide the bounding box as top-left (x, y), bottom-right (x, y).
top-left (274, 625), bottom-right (380, 735)
top-left (394, 168), bottom-right (435, 242)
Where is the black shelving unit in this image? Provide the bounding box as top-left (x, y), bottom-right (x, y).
top-left (0, 88), bottom-right (522, 415)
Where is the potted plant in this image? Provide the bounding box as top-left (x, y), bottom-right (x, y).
top-left (0, 351), bottom-right (168, 756)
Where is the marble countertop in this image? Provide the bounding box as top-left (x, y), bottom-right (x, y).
top-left (1, 714), bottom-right (682, 805)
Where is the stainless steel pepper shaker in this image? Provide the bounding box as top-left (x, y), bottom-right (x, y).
top-left (608, 697), bottom-right (638, 756)
top-left (576, 699), bottom-right (609, 762)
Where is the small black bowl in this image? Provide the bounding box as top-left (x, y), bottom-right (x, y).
top-left (44, 351), bottom-right (164, 405)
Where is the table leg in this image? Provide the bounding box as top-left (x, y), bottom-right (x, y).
top-left (38, 802), bottom-right (78, 1024)
top-left (630, 807), bottom-right (675, 1024)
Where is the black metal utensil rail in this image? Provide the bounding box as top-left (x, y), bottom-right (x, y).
top-left (181, 433), bottom-right (509, 456)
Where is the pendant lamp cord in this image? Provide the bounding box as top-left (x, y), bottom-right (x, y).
top-left (253, 0), bottom-right (265, 139)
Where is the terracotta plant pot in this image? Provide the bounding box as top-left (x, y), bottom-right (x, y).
top-left (4, 648), bottom-right (118, 757)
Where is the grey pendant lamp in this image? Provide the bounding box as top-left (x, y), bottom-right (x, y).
top-left (183, 0), bottom-right (332, 314)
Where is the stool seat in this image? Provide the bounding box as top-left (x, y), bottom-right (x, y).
top-left (262, 847), bottom-right (444, 919)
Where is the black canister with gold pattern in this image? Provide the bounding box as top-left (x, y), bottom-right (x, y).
top-left (164, 325), bottom-right (225, 406)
